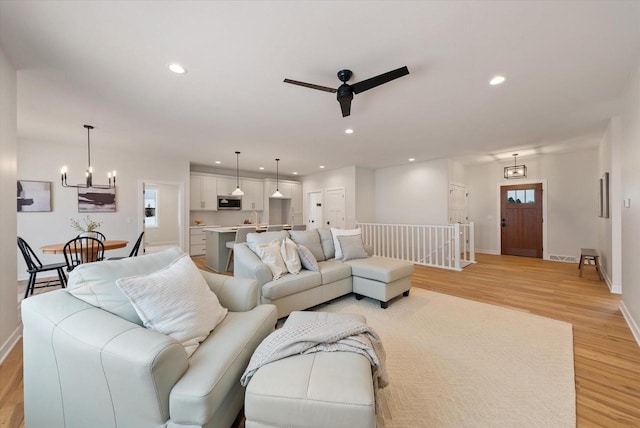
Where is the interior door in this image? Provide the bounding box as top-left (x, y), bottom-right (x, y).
top-left (307, 191), bottom-right (323, 230)
top-left (448, 184), bottom-right (468, 224)
top-left (325, 188), bottom-right (345, 228)
top-left (500, 183), bottom-right (543, 258)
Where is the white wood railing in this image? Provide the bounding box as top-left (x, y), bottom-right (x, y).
top-left (356, 222), bottom-right (475, 271)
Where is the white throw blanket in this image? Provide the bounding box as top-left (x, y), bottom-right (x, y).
top-left (240, 319), bottom-right (389, 392)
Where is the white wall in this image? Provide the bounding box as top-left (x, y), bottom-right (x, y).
top-left (597, 120), bottom-right (622, 291)
top-left (620, 60), bottom-right (640, 343)
top-left (302, 166), bottom-right (357, 228)
top-left (466, 149), bottom-right (599, 259)
top-left (355, 166), bottom-right (376, 223)
top-left (17, 139), bottom-right (190, 279)
top-left (144, 183), bottom-right (179, 246)
top-left (375, 159), bottom-right (449, 225)
top-left (0, 47), bottom-right (20, 363)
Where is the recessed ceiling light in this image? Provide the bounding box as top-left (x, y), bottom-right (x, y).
top-left (215, 160), bottom-right (222, 164)
top-left (408, 158), bottom-right (415, 162)
top-left (259, 167), bottom-right (265, 170)
top-left (490, 75), bottom-right (505, 86)
top-left (292, 172), bottom-right (298, 175)
top-left (319, 165), bottom-right (325, 169)
top-left (345, 128), bottom-right (354, 134)
top-left (168, 63), bottom-right (186, 74)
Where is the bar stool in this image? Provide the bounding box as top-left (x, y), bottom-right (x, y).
top-left (578, 248), bottom-right (603, 280)
top-left (225, 226), bottom-right (256, 271)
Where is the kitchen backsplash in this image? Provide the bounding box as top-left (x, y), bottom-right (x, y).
top-left (190, 210), bottom-right (262, 227)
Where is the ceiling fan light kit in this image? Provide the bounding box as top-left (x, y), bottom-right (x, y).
top-left (284, 65), bottom-right (410, 117)
top-left (60, 124), bottom-right (116, 189)
top-left (504, 154), bottom-right (527, 179)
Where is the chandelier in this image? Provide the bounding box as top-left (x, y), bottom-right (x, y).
top-left (504, 153), bottom-right (527, 179)
top-left (60, 125), bottom-right (116, 189)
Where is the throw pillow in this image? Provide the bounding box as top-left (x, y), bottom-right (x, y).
top-left (297, 244), bottom-right (319, 272)
top-left (331, 227), bottom-right (362, 259)
top-left (246, 230), bottom-right (289, 254)
top-left (256, 240), bottom-right (288, 280)
top-left (281, 238), bottom-right (302, 274)
top-left (115, 254), bottom-right (228, 358)
top-left (337, 235), bottom-right (369, 261)
top-left (318, 228), bottom-right (335, 259)
top-left (289, 230), bottom-right (326, 261)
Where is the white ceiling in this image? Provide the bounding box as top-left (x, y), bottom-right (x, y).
top-left (1, 1), bottom-right (638, 176)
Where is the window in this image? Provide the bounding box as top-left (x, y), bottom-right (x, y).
top-left (144, 188), bottom-right (158, 227)
top-left (507, 189), bottom-right (535, 204)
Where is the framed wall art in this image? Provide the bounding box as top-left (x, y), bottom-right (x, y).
top-left (78, 187), bottom-right (116, 212)
top-left (17, 180), bottom-right (52, 212)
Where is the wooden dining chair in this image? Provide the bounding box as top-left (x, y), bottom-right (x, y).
top-left (109, 232), bottom-right (144, 260)
top-left (77, 231), bottom-right (106, 241)
top-left (63, 236), bottom-right (105, 272)
top-left (225, 226), bottom-right (256, 271)
top-left (17, 237), bottom-right (67, 299)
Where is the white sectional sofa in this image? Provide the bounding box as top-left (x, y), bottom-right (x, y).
top-left (233, 228), bottom-right (414, 319)
top-left (21, 248), bottom-right (277, 428)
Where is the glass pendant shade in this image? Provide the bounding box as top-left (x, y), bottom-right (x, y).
top-left (272, 158), bottom-right (283, 198)
top-left (232, 151), bottom-right (244, 195)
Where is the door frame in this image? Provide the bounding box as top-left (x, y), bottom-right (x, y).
top-left (138, 179), bottom-right (185, 253)
top-left (305, 189), bottom-right (323, 230)
top-left (495, 179), bottom-right (548, 260)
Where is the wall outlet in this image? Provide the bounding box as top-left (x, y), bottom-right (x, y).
top-left (623, 198), bottom-right (631, 208)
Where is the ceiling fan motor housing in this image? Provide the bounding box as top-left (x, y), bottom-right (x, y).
top-left (337, 83), bottom-right (354, 102)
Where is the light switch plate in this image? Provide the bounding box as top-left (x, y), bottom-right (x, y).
top-left (623, 198), bottom-right (631, 208)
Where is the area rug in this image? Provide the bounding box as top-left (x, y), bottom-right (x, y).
top-left (317, 288), bottom-right (576, 428)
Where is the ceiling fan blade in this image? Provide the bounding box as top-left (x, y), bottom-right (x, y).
top-left (283, 79), bottom-right (337, 93)
top-left (351, 66), bottom-right (409, 94)
top-left (339, 96), bottom-right (352, 117)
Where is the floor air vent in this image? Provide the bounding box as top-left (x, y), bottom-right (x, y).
top-left (550, 255), bottom-right (577, 263)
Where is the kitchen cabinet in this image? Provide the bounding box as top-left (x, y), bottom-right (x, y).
top-left (241, 179), bottom-right (264, 211)
top-left (189, 227), bottom-right (207, 256)
top-left (190, 174), bottom-right (217, 211)
top-left (216, 177), bottom-right (237, 196)
top-left (290, 182), bottom-right (303, 224)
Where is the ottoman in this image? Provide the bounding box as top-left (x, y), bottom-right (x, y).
top-left (244, 311), bottom-right (376, 428)
top-left (346, 256), bottom-right (414, 308)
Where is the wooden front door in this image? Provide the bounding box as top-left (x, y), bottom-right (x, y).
top-left (500, 183), bottom-right (543, 258)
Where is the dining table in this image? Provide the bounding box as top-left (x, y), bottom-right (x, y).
top-left (41, 239), bottom-right (129, 254)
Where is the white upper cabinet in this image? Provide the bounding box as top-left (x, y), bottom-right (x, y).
top-left (241, 179), bottom-right (264, 211)
top-left (216, 177), bottom-right (237, 196)
top-left (190, 174), bottom-right (217, 211)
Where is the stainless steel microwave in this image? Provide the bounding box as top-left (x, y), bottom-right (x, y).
top-left (217, 195), bottom-right (242, 210)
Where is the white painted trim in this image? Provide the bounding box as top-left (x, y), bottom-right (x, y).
top-left (620, 300), bottom-right (640, 347)
top-left (601, 268), bottom-right (621, 294)
top-left (138, 179), bottom-right (186, 253)
top-left (304, 189), bottom-right (324, 230)
top-left (475, 249), bottom-right (499, 255)
top-left (495, 179), bottom-right (548, 259)
top-left (0, 324), bottom-right (22, 365)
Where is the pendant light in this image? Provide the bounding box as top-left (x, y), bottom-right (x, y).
top-left (504, 153), bottom-right (527, 179)
top-left (231, 151), bottom-right (244, 196)
top-left (271, 158), bottom-right (283, 198)
top-left (60, 125), bottom-right (116, 189)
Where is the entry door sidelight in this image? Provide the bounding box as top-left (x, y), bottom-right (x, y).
top-left (500, 183), bottom-right (543, 258)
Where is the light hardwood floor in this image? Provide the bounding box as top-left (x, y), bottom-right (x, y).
top-left (2, 254), bottom-right (639, 427)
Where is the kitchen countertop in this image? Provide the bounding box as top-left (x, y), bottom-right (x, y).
top-left (190, 224), bottom-right (220, 229)
top-left (204, 224), bottom-right (292, 233)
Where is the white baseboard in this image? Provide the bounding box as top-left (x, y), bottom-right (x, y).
top-left (0, 324), bottom-right (22, 365)
top-left (620, 300), bottom-right (640, 347)
top-left (475, 249), bottom-right (499, 255)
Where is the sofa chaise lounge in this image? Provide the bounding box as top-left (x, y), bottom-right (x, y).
top-left (233, 228), bottom-right (414, 319)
